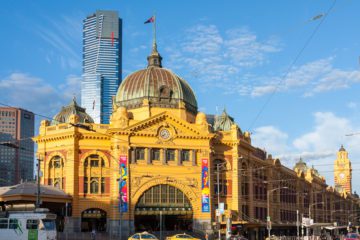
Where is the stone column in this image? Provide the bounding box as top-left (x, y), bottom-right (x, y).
top-left (192, 150), bottom-right (196, 166)
top-left (147, 148), bottom-right (152, 164)
top-left (131, 148), bottom-right (136, 164)
top-left (177, 149), bottom-right (182, 166)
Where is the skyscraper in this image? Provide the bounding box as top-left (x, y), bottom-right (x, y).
top-left (0, 107), bottom-right (34, 186)
top-left (81, 10), bottom-right (122, 124)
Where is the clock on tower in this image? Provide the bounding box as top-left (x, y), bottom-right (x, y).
top-left (334, 145), bottom-right (352, 193)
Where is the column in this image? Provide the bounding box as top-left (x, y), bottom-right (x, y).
top-left (192, 150), bottom-right (196, 166)
top-left (162, 149), bottom-right (167, 165)
top-left (177, 149), bottom-right (182, 166)
top-left (131, 148), bottom-right (136, 164)
top-left (147, 148), bottom-right (152, 164)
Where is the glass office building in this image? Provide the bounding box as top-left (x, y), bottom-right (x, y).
top-left (0, 107), bottom-right (34, 186)
top-left (81, 10), bottom-right (122, 124)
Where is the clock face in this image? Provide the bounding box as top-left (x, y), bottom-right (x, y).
top-left (339, 172), bottom-right (345, 180)
top-left (159, 128), bottom-right (171, 140)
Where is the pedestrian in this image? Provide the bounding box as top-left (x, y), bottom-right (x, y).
top-left (91, 228), bottom-right (96, 240)
top-left (205, 233), bottom-right (209, 240)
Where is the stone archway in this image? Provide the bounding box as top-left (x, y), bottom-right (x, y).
top-left (81, 208), bottom-right (107, 232)
top-left (134, 184), bottom-right (194, 232)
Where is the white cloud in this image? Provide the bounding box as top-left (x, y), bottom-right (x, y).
top-left (166, 24), bottom-right (280, 88)
top-left (0, 72), bottom-right (81, 118)
top-left (36, 15), bottom-right (82, 69)
top-left (252, 111), bottom-right (360, 190)
top-left (252, 125), bottom-right (289, 155)
top-left (249, 57), bottom-right (360, 97)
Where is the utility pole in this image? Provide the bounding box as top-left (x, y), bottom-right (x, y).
top-left (36, 158), bottom-right (43, 208)
top-left (297, 210), bottom-right (299, 240)
top-left (216, 163), bottom-right (225, 240)
top-left (118, 165), bottom-right (123, 240)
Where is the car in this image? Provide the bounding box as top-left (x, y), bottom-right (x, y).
top-left (128, 232), bottom-right (159, 240)
top-left (166, 233), bottom-right (200, 240)
top-left (345, 233), bottom-right (360, 240)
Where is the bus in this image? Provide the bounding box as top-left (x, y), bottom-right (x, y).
top-left (0, 208), bottom-right (57, 240)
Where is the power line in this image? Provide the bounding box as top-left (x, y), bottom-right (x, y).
top-left (248, 0), bottom-right (338, 131)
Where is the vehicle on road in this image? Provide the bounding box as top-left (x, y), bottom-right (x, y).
top-left (0, 208), bottom-right (57, 240)
top-left (128, 231), bottom-right (159, 240)
top-left (345, 233), bottom-right (360, 240)
top-left (166, 233), bottom-right (201, 240)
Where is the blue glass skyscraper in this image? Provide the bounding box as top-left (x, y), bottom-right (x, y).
top-left (81, 10), bottom-right (122, 124)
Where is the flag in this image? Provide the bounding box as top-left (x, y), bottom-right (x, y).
top-left (144, 16), bottom-right (154, 24)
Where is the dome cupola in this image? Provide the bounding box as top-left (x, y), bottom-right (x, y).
top-left (115, 40), bottom-right (197, 114)
top-left (51, 98), bottom-right (94, 125)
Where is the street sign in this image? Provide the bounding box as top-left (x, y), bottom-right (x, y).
top-left (267, 220), bottom-right (272, 230)
top-left (216, 209), bottom-right (220, 216)
top-left (219, 202), bottom-right (225, 214)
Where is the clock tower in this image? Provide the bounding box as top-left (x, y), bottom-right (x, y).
top-left (334, 145), bottom-right (352, 193)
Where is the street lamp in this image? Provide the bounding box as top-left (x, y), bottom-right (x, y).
top-left (267, 186), bottom-right (288, 239)
top-left (307, 201), bottom-right (324, 238)
top-left (215, 161), bottom-right (227, 240)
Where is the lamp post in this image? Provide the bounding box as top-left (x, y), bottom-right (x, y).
top-left (216, 161), bottom-right (227, 240)
top-left (307, 202), bottom-right (324, 238)
top-left (267, 186), bottom-right (288, 239)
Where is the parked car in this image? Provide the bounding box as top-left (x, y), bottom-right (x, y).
top-left (128, 232), bottom-right (159, 240)
top-left (166, 233), bottom-right (200, 240)
top-left (345, 233), bottom-right (360, 240)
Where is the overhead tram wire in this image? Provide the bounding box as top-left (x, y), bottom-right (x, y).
top-left (247, 0), bottom-right (338, 132)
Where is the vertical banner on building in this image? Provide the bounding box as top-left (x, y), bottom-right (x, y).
top-left (119, 155), bottom-right (128, 212)
top-left (201, 158), bottom-right (210, 212)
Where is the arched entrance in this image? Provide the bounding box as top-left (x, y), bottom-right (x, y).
top-left (81, 208), bottom-right (107, 232)
top-left (135, 184), bottom-right (193, 232)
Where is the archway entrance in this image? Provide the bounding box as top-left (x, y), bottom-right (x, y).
top-left (81, 208), bottom-right (107, 232)
top-left (135, 184), bottom-right (193, 232)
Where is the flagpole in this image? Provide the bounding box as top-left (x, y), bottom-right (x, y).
top-left (153, 14), bottom-right (156, 50)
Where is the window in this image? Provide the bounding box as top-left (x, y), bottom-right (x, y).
top-left (90, 177), bottom-right (99, 193)
top-left (48, 179), bottom-right (53, 186)
top-left (166, 149), bottom-right (175, 162)
top-left (151, 149), bottom-right (160, 161)
top-left (181, 150), bottom-right (190, 162)
top-left (101, 177), bottom-right (105, 194)
top-left (26, 219), bottom-right (39, 229)
top-left (136, 148), bottom-right (145, 161)
top-left (0, 219), bottom-right (8, 229)
top-left (84, 177), bottom-right (88, 193)
top-left (90, 160), bottom-right (99, 167)
top-left (54, 178), bottom-right (61, 189)
top-left (9, 219), bottom-right (18, 229)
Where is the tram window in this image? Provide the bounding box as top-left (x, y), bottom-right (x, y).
top-left (9, 219), bottom-right (18, 229)
top-left (0, 219), bottom-right (8, 229)
top-left (26, 219), bottom-right (39, 229)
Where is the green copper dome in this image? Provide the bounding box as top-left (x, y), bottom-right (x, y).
top-left (51, 98), bottom-right (94, 125)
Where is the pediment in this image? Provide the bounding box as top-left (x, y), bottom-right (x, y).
top-left (123, 112), bottom-right (213, 140)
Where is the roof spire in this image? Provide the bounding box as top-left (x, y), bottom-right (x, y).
top-left (146, 14), bottom-right (162, 68)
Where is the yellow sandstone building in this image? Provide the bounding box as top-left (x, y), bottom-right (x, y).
top-left (33, 43), bottom-right (359, 239)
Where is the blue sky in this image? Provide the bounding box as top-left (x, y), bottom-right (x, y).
top-left (1, 0), bottom-right (360, 191)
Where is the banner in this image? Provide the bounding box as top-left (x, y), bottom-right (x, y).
top-left (201, 158), bottom-right (210, 212)
top-left (119, 155), bottom-right (128, 212)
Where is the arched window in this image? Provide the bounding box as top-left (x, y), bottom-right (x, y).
top-left (83, 154), bottom-right (108, 195)
top-left (47, 156), bottom-right (64, 190)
